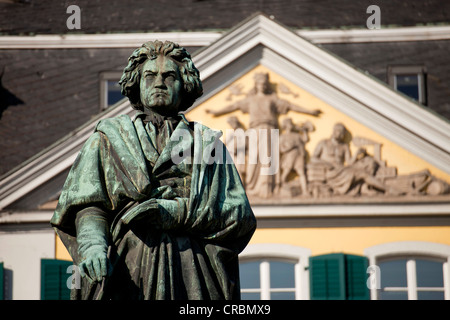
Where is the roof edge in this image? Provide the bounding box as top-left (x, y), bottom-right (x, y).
top-left (1, 25), bottom-right (450, 49)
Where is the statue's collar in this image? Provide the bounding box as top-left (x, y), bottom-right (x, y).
top-left (134, 111), bottom-right (190, 129)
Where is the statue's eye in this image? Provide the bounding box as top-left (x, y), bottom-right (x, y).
top-left (144, 72), bottom-right (156, 79)
top-left (165, 73), bottom-right (176, 82)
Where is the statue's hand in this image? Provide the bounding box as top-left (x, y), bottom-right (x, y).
top-left (79, 246), bottom-right (109, 282)
top-left (311, 109), bottom-right (321, 116)
top-left (150, 185), bottom-right (177, 200)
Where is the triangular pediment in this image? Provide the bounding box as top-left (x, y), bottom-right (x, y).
top-left (184, 14), bottom-right (450, 204)
top-left (1, 14), bottom-right (449, 212)
top-left (187, 63), bottom-right (450, 204)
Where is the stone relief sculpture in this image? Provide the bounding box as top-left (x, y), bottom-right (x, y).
top-left (279, 118), bottom-right (314, 196)
top-left (212, 73), bottom-right (449, 201)
top-left (308, 123), bottom-right (449, 198)
top-left (206, 72), bottom-right (321, 198)
top-left (308, 123), bottom-right (402, 197)
top-left (51, 41), bottom-right (256, 300)
top-left (225, 116), bottom-right (247, 182)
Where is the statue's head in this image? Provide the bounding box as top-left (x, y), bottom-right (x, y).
top-left (281, 117), bottom-right (294, 131)
top-left (251, 72), bottom-right (272, 94)
top-left (332, 123), bottom-right (347, 142)
top-left (119, 40), bottom-right (203, 116)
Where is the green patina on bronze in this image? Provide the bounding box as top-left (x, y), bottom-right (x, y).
top-left (50, 40), bottom-right (256, 300)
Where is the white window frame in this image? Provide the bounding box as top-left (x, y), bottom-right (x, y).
top-left (364, 241), bottom-right (450, 300)
top-left (99, 71), bottom-right (124, 111)
top-left (239, 244), bottom-right (311, 300)
top-left (387, 65), bottom-right (427, 105)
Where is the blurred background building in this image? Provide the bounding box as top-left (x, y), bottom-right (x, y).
top-left (0, 0), bottom-right (450, 300)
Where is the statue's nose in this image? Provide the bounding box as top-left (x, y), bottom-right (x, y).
top-left (155, 74), bottom-right (165, 88)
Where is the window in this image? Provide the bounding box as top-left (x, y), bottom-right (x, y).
top-left (387, 65), bottom-right (427, 105)
top-left (99, 72), bottom-right (124, 111)
top-left (41, 259), bottom-right (73, 300)
top-left (240, 259), bottom-right (297, 300)
top-left (378, 257), bottom-right (446, 300)
top-left (365, 241), bottom-right (450, 300)
top-left (239, 244), bottom-right (311, 300)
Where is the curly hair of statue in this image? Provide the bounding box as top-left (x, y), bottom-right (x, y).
top-left (119, 40), bottom-right (203, 112)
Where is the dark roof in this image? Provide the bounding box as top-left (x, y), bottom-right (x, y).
top-left (322, 40), bottom-right (450, 121)
top-left (0, 47), bottom-right (132, 176)
top-left (1, 0), bottom-right (449, 35)
top-left (0, 45), bottom-right (200, 177)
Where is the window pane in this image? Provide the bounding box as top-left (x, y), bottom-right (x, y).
top-left (378, 259), bottom-right (407, 288)
top-left (240, 261), bottom-right (260, 289)
top-left (417, 291), bottom-right (445, 300)
top-left (416, 259), bottom-right (444, 287)
top-left (107, 80), bottom-right (123, 107)
top-left (241, 292), bottom-right (260, 300)
top-left (379, 291), bottom-right (408, 300)
top-left (270, 291), bottom-right (295, 300)
top-left (270, 261), bottom-right (295, 289)
top-left (395, 74), bottom-right (419, 100)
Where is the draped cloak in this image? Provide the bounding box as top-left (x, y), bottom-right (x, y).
top-left (50, 113), bottom-right (256, 300)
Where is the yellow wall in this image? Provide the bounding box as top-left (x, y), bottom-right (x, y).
top-left (249, 226), bottom-right (450, 256)
top-left (55, 234), bottom-right (72, 261)
top-left (186, 64), bottom-right (450, 182)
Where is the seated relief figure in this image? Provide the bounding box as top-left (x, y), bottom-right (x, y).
top-left (308, 123), bottom-right (401, 197)
top-left (51, 41), bottom-right (256, 300)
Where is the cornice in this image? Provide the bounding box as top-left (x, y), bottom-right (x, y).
top-left (1, 25), bottom-right (449, 49)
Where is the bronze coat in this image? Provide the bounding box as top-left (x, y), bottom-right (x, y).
top-left (51, 113), bottom-right (256, 300)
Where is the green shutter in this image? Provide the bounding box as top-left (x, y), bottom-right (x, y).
top-left (309, 254), bottom-right (346, 300)
top-left (309, 253), bottom-right (369, 300)
top-left (0, 262), bottom-right (4, 300)
top-left (41, 259), bottom-right (73, 300)
top-left (345, 254), bottom-right (370, 300)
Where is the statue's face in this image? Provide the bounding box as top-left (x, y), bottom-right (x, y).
top-left (283, 120), bottom-right (293, 131)
top-left (332, 125), bottom-right (345, 142)
top-left (254, 78), bottom-right (268, 93)
top-left (139, 55), bottom-right (183, 116)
